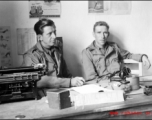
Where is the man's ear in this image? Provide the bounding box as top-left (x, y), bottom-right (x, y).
top-left (108, 32), bottom-right (110, 37)
top-left (37, 35), bottom-right (42, 41)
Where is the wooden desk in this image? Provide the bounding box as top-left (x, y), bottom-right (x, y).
top-left (1, 90), bottom-right (152, 119)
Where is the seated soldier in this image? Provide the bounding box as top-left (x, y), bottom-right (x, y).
top-left (82, 21), bottom-right (151, 84)
top-left (22, 18), bottom-right (85, 94)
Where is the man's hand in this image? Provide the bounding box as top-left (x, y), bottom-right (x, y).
top-left (142, 55), bottom-right (151, 69)
top-left (34, 64), bottom-right (45, 69)
top-left (71, 77), bottom-right (85, 87)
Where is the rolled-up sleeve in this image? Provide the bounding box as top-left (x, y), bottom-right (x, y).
top-left (22, 52), bottom-right (71, 88)
top-left (37, 76), bottom-right (71, 88)
top-left (116, 44), bottom-right (143, 62)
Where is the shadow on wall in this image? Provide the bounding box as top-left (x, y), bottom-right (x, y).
top-left (63, 33), bottom-right (125, 78)
top-left (63, 43), bottom-right (84, 77)
top-left (108, 33), bottom-right (125, 49)
top-left (109, 33), bottom-right (152, 76)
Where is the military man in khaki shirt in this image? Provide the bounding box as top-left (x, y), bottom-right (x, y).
top-left (22, 18), bottom-right (85, 94)
top-left (82, 21), bottom-right (151, 84)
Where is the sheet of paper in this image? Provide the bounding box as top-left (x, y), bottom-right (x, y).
top-left (71, 90), bottom-right (124, 108)
top-left (127, 86), bottom-right (144, 95)
top-left (110, 1), bottom-right (132, 14)
top-left (0, 26), bottom-right (12, 67)
top-left (140, 76), bottom-right (152, 81)
top-left (29, 0), bottom-right (61, 18)
top-left (17, 28), bottom-right (37, 55)
top-left (71, 84), bottom-right (113, 94)
top-left (88, 1), bottom-right (131, 15)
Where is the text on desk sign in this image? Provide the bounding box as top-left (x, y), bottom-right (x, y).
top-left (71, 90), bottom-right (124, 108)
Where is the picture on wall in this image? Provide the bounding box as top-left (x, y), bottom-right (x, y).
top-left (0, 26), bottom-right (12, 67)
top-left (88, 1), bottom-right (131, 15)
top-left (88, 1), bottom-right (106, 13)
top-left (29, 0), bottom-right (61, 18)
top-left (17, 28), bottom-right (37, 55)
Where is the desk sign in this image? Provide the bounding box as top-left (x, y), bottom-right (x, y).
top-left (71, 90), bottom-right (124, 108)
top-left (46, 88), bottom-right (125, 109)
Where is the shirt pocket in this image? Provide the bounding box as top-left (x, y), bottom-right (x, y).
top-left (92, 54), bottom-right (104, 64)
top-left (107, 54), bottom-right (120, 74)
top-left (93, 54), bottom-right (105, 74)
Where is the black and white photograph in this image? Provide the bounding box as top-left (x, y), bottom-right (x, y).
top-left (0, 1), bottom-right (152, 119)
top-left (29, 0), bottom-right (61, 17)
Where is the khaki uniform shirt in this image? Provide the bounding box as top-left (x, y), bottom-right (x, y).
top-left (82, 41), bottom-right (143, 83)
top-left (22, 41), bottom-right (72, 88)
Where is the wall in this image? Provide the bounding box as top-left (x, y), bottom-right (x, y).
top-left (0, 1), bottom-right (152, 77)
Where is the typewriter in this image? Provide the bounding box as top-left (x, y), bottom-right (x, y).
top-left (0, 64), bottom-right (45, 103)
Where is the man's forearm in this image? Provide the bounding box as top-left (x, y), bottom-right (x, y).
top-left (36, 75), bottom-right (71, 89)
top-left (127, 53), bottom-right (144, 62)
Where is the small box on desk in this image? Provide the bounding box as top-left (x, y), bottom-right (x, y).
top-left (46, 85), bottom-right (125, 110)
top-left (46, 88), bottom-right (72, 109)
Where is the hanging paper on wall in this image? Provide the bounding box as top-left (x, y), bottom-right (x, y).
top-left (17, 28), bottom-right (37, 55)
top-left (88, 1), bottom-right (131, 15)
top-left (29, 0), bottom-right (61, 18)
top-left (0, 26), bottom-right (12, 67)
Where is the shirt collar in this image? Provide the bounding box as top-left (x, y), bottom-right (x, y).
top-left (94, 41), bottom-right (105, 50)
top-left (36, 41), bottom-right (59, 53)
top-left (88, 40), bottom-right (108, 51)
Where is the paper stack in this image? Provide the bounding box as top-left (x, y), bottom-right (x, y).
top-left (70, 84), bottom-right (125, 107)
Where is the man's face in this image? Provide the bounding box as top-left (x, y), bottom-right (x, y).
top-left (93, 25), bottom-right (109, 47)
top-left (40, 26), bottom-right (56, 48)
